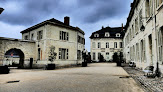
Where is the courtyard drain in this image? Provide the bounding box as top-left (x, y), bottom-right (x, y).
top-left (7, 80), bottom-right (20, 83)
top-left (119, 76), bottom-right (131, 78)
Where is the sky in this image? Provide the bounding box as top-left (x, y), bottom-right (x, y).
top-left (0, 0), bottom-right (133, 51)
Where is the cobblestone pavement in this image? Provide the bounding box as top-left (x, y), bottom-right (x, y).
top-left (123, 65), bottom-right (163, 92)
top-left (0, 63), bottom-right (144, 92)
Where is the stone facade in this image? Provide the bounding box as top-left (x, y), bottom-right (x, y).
top-left (90, 27), bottom-right (124, 62)
top-left (0, 37), bottom-right (36, 67)
top-left (0, 17), bottom-right (85, 68)
top-left (123, 0), bottom-right (163, 71)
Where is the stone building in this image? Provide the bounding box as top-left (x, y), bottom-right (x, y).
top-left (90, 26), bottom-right (124, 62)
top-left (0, 16), bottom-right (85, 68)
top-left (123, 0), bottom-right (163, 70)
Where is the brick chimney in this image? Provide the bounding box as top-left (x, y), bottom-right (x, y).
top-left (64, 16), bottom-right (70, 26)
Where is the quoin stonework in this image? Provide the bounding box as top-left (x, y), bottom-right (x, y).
top-left (0, 16), bottom-right (85, 68)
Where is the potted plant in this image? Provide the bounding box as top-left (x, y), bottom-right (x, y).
top-left (47, 46), bottom-right (57, 70)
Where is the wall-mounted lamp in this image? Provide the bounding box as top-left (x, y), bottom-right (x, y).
top-left (0, 7), bottom-right (4, 14)
top-left (140, 25), bottom-right (145, 31)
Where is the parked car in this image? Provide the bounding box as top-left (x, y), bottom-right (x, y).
top-left (129, 62), bottom-right (136, 67)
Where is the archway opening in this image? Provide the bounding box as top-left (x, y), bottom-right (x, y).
top-left (4, 48), bottom-right (24, 68)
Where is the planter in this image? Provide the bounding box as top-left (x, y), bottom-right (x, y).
top-left (46, 64), bottom-right (56, 70)
top-left (0, 66), bottom-right (10, 74)
top-left (82, 62), bottom-right (87, 67)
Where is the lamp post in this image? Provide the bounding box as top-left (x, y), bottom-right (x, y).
top-left (0, 7), bottom-right (4, 14)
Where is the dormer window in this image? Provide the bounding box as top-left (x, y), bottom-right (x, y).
top-left (116, 33), bottom-right (121, 37)
top-left (105, 32), bottom-right (110, 37)
top-left (94, 34), bottom-right (99, 37)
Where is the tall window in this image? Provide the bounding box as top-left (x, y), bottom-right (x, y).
top-left (148, 34), bottom-right (152, 61)
top-left (60, 31), bottom-right (69, 41)
top-left (135, 17), bottom-right (138, 34)
top-left (120, 42), bottom-right (123, 48)
top-left (132, 25), bottom-right (134, 38)
top-left (24, 35), bottom-right (29, 40)
top-left (98, 42), bottom-right (101, 48)
top-left (77, 50), bottom-right (81, 60)
top-left (59, 48), bottom-right (68, 59)
top-left (158, 30), bottom-right (163, 63)
top-left (156, 0), bottom-right (163, 7)
top-left (106, 42), bottom-right (109, 48)
top-left (146, 0), bottom-right (150, 17)
top-left (93, 52), bottom-right (96, 60)
top-left (37, 30), bottom-right (43, 40)
top-left (114, 42), bottom-right (117, 48)
top-left (31, 33), bottom-right (34, 40)
top-left (136, 43), bottom-right (139, 61)
top-left (38, 48), bottom-right (41, 60)
top-left (92, 42), bottom-right (95, 48)
top-left (139, 9), bottom-right (143, 28)
top-left (98, 53), bottom-right (101, 60)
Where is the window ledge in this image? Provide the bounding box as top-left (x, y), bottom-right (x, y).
top-left (157, 3), bottom-right (163, 11)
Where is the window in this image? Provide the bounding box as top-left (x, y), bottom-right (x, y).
top-left (31, 33), bottom-right (34, 40)
top-left (158, 29), bottom-right (163, 63)
top-left (24, 35), bottom-right (29, 40)
top-left (98, 42), bottom-right (101, 48)
top-left (92, 42), bottom-right (95, 48)
top-left (94, 34), bottom-right (99, 37)
top-left (132, 25), bottom-right (134, 38)
top-left (38, 48), bottom-right (41, 60)
top-left (59, 48), bottom-right (68, 59)
top-left (120, 42), bottom-right (123, 48)
top-left (78, 36), bottom-right (85, 44)
top-left (106, 52), bottom-right (109, 55)
top-left (77, 50), bottom-right (81, 60)
top-left (106, 42), bottom-right (109, 48)
top-left (148, 34), bottom-right (152, 61)
top-left (116, 33), bottom-right (121, 37)
top-left (98, 53), bottom-right (101, 60)
top-left (141, 40), bottom-right (146, 62)
top-left (93, 52), bottom-right (96, 60)
top-left (114, 42), bottom-right (117, 48)
top-left (136, 43), bottom-right (139, 61)
top-left (105, 32), bottom-right (110, 37)
top-left (139, 9), bottom-right (143, 28)
top-left (156, 0), bottom-right (163, 8)
top-left (145, 0), bottom-right (150, 17)
top-left (37, 30), bottom-right (43, 40)
top-left (60, 31), bottom-right (69, 41)
top-left (135, 17), bottom-right (138, 34)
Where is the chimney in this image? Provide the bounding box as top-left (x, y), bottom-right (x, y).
top-left (64, 16), bottom-right (70, 26)
top-left (122, 23), bottom-right (123, 31)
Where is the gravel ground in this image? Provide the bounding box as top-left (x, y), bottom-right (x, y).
top-left (0, 63), bottom-right (144, 92)
top-left (123, 64), bottom-right (163, 92)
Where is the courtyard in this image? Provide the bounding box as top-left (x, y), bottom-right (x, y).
top-left (0, 63), bottom-right (144, 92)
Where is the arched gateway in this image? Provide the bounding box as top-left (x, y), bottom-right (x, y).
top-left (4, 48), bottom-right (24, 68)
top-left (0, 37), bottom-right (36, 68)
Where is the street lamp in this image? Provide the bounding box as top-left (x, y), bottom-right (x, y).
top-left (0, 7), bottom-right (4, 14)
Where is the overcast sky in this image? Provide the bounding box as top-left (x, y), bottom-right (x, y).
top-left (0, 0), bottom-right (133, 51)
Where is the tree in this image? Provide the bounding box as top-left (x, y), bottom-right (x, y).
top-left (48, 46), bottom-right (57, 63)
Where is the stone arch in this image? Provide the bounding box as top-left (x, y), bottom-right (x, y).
top-left (4, 48), bottom-right (25, 68)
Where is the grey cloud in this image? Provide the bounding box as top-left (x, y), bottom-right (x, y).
top-left (0, 0), bottom-right (131, 26)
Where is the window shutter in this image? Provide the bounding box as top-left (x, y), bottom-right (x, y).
top-left (60, 31), bottom-right (62, 40)
top-left (67, 32), bottom-right (69, 41)
top-left (67, 49), bottom-right (68, 59)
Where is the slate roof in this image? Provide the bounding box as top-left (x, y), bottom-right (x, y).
top-left (20, 18), bottom-right (85, 35)
top-left (90, 27), bottom-right (124, 39)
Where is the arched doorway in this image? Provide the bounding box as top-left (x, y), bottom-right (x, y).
top-left (4, 48), bottom-right (24, 68)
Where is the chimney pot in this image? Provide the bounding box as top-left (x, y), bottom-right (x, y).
top-left (64, 16), bottom-right (70, 25)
